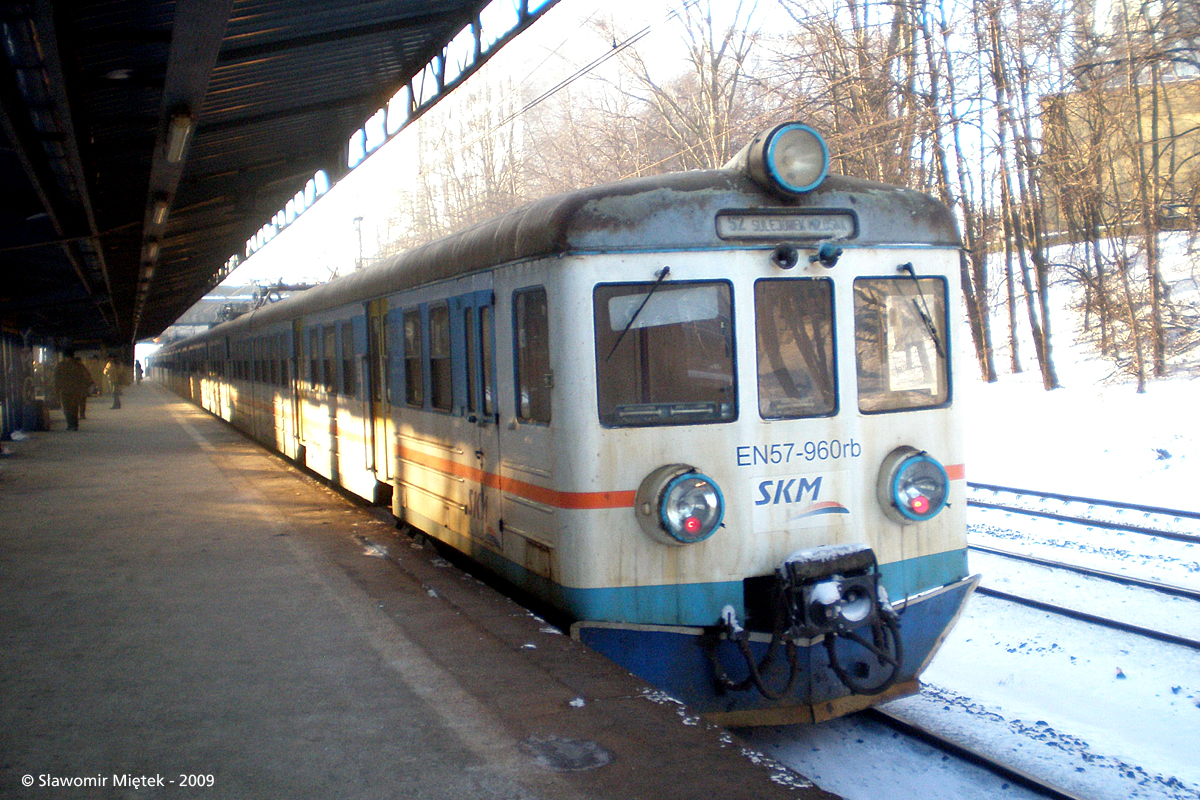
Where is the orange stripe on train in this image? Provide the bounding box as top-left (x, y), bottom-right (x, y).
top-left (397, 445), bottom-right (636, 510)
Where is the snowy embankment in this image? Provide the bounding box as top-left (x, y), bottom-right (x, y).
top-left (962, 363), bottom-right (1199, 513)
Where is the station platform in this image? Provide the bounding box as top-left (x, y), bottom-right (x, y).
top-left (0, 382), bottom-right (837, 799)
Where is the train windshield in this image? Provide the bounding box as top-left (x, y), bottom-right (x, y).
top-left (755, 278), bottom-right (837, 418)
top-left (594, 281), bottom-right (736, 427)
top-left (853, 276), bottom-right (949, 412)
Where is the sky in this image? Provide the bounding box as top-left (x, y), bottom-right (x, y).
top-left (211, 0), bottom-right (773, 291)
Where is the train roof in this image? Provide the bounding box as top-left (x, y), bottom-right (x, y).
top-left (164, 167), bottom-right (960, 347)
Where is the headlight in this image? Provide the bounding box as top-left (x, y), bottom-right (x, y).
top-left (736, 122), bottom-right (829, 197)
top-left (635, 464), bottom-right (724, 546)
top-left (877, 446), bottom-right (949, 524)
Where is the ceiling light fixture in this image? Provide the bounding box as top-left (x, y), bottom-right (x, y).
top-left (166, 113), bottom-right (193, 164)
top-left (152, 198), bottom-right (170, 226)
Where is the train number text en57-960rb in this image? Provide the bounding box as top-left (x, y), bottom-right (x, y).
top-left (735, 440), bottom-right (862, 468)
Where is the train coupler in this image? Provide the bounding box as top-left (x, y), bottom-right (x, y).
top-left (778, 544), bottom-right (902, 695)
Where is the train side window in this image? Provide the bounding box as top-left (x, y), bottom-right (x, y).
top-left (309, 328), bottom-right (320, 391)
top-left (261, 338), bottom-right (270, 385)
top-left (514, 287), bottom-right (551, 424)
top-left (755, 278), bottom-right (837, 419)
top-left (341, 320), bottom-right (356, 398)
top-left (480, 305), bottom-right (495, 417)
top-left (853, 276), bottom-right (950, 413)
top-left (280, 334), bottom-right (289, 386)
top-left (403, 310), bottom-right (424, 407)
top-left (369, 314), bottom-right (384, 403)
top-left (323, 326), bottom-right (337, 394)
top-left (464, 307), bottom-right (478, 414)
top-left (429, 304), bottom-right (452, 411)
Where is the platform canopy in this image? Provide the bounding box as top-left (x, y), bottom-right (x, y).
top-left (1, 0), bottom-right (557, 348)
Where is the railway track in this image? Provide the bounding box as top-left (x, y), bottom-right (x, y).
top-left (966, 482), bottom-right (1200, 649)
top-left (966, 482), bottom-right (1200, 544)
top-left (973, 584), bottom-right (1200, 650)
top-left (861, 708), bottom-right (1090, 800)
top-left (969, 543), bottom-right (1200, 602)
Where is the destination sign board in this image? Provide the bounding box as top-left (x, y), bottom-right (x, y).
top-left (715, 211), bottom-right (856, 241)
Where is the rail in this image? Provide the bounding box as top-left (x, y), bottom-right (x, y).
top-left (862, 708), bottom-right (1091, 800)
top-left (966, 482), bottom-right (1200, 545)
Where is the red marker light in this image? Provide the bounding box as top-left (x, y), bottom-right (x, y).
top-left (684, 516), bottom-right (702, 535)
top-left (909, 495), bottom-right (931, 515)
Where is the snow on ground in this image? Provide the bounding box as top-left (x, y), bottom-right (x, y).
top-left (961, 334), bottom-right (1200, 514)
top-left (899, 595), bottom-right (1200, 799)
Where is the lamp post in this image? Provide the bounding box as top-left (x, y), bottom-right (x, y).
top-left (353, 216), bottom-right (364, 271)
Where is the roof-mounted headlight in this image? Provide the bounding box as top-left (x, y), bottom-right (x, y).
top-left (729, 122), bottom-right (829, 197)
top-left (635, 464), bottom-right (724, 546)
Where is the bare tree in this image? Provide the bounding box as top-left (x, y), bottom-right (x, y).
top-left (606, 0), bottom-right (764, 171)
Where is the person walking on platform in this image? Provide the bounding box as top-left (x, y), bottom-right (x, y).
top-left (103, 358), bottom-right (128, 409)
top-left (135, 360), bottom-right (143, 383)
top-left (54, 349), bottom-right (93, 431)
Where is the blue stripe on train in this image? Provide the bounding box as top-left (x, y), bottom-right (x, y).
top-left (474, 545), bottom-right (969, 627)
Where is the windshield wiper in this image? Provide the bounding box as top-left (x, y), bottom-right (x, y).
top-left (898, 262), bottom-right (946, 359)
top-left (606, 266), bottom-right (670, 362)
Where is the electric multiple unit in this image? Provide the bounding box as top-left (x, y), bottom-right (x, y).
top-left (157, 123), bottom-right (978, 724)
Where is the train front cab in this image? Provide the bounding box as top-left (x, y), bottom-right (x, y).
top-left (546, 240), bottom-right (975, 724)
top-left (383, 243), bottom-right (976, 725)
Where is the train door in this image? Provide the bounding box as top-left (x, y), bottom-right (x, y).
top-left (366, 299), bottom-right (393, 504)
top-left (495, 277), bottom-right (556, 580)
top-left (454, 288), bottom-right (501, 550)
top-left (291, 319), bottom-right (305, 464)
top-left (220, 337), bottom-right (231, 418)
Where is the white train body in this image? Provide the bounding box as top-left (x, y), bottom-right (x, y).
top-left (159, 124), bottom-right (976, 723)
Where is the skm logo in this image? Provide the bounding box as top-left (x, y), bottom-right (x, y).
top-left (755, 476), bottom-right (822, 506)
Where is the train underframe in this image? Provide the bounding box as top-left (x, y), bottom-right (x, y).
top-left (574, 568), bottom-right (979, 726)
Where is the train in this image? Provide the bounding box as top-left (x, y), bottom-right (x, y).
top-left (155, 122), bottom-right (978, 725)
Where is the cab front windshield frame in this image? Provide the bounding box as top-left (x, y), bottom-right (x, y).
top-left (593, 280), bottom-right (736, 427)
top-left (853, 275), bottom-right (950, 413)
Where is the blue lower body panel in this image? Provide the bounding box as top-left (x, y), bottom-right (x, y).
top-left (573, 574), bottom-right (978, 725)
